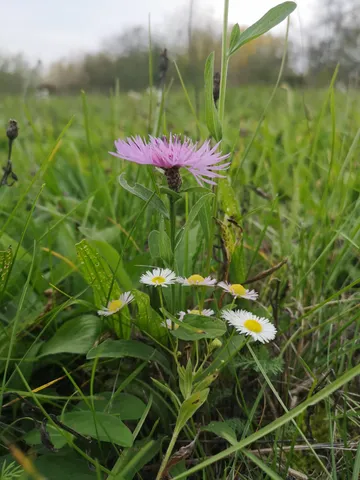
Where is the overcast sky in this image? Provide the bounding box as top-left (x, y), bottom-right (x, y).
top-left (1, 0), bottom-right (314, 64)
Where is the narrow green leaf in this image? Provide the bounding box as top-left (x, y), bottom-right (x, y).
top-left (228, 2), bottom-right (297, 56)
top-left (176, 193), bottom-right (214, 249)
top-left (111, 437), bottom-right (163, 480)
top-left (86, 339), bottom-right (170, 372)
top-left (204, 52), bottom-right (222, 140)
top-left (148, 230), bottom-right (161, 259)
top-left (38, 315), bottom-right (101, 357)
top-left (119, 173), bottom-right (169, 219)
top-left (228, 23), bottom-right (241, 53)
top-left (172, 362), bottom-right (360, 479)
top-left (243, 449), bottom-right (284, 479)
top-left (176, 389), bottom-right (209, 431)
top-left (352, 442), bottom-right (360, 480)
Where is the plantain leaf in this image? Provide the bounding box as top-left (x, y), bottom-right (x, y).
top-left (86, 339), bottom-right (170, 372)
top-left (228, 2), bottom-right (297, 56)
top-left (76, 239), bottom-right (121, 307)
top-left (132, 289), bottom-right (167, 342)
top-left (204, 53), bottom-right (222, 141)
top-left (0, 246), bottom-right (12, 293)
top-left (202, 421), bottom-right (237, 445)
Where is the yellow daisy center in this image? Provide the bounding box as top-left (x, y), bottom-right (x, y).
top-left (189, 309), bottom-right (201, 315)
top-left (244, 319), bottom-right (263, 333)
top-left (108, 299), bottom-right (123, 312)
top-left (187, 274), bottom-right (204, 285)
top-left (229, 284), bottom-right (246, 296)
top-left (152, 276), bottom-right (166, 285)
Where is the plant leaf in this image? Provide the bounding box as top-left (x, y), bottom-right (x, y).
top-left (204, 52), bottom-right (222, 141)
top-left (132, 289), bottom-right (167, 342)
top-left (228, 2), bottom-right (297, 56)
top-left (76, 392), bottom-right (146, 420)
top-left (176, 389), bottom-right (209, 431)
top-left (171, 315), bottom-right (226, 341)
top-left (176, 193), bottom-right (214, 249)
top-left (62, 410), bottom-right (133, 446)
top-left (202, 421), bottom-right (237, 445)
top-left (86, 339), bottom-right (170, 372)
top-left (0, 246), bottom-right (12, 293)
top-left (119, 173), bottom-right (169, 218)
top-left (38, 315), bottom-right (102, 357)
top-left (76, 239), bottom-right (121, 307)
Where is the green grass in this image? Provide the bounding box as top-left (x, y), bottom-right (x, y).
top-left (0, 81), bottom-right (359, 480)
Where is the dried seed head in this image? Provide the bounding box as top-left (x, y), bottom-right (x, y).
top-left (6, 119), bottom-right (19, 141)
top-left (164, 166), bottom-right (182, 192)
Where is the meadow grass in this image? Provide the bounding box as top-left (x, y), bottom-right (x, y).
top-left (0, 76), bottom-right (359, 480)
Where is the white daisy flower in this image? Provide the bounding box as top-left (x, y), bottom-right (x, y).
top-left (221, 309), bottom-right (276, 344)
top-left (97, 292), bottom-right (134, 317)
top-left (177, 274), bottom-right (217, 287)
top-left (218, 281), bottom-right (258, 301)
top-left (140, 268), bottom-right (177, 287)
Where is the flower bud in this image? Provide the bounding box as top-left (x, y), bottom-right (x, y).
top-left (6, 119), bottom-right (19, 141)
top-left (209, 338), bottom-right (222, 352)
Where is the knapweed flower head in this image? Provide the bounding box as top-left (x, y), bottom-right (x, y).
top-left (140, 268), bottom-right (176, 287)
top-left (110, 134), bottom-right (231, 191)
top-left (221, 309), bottom-right (276, 344)
top-left (178, 308), bottom-right (215, 320)
top-left (98, 292), bottom-right (134, 317)
top-left (177, 274), bottom-right (217, 287)
top-left (218, 281), bottom-right (258, 301)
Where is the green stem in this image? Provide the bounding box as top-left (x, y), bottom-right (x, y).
top-left (205, 0), bottom-right (230, 276)
top-left (218, 0), bottom-right (230, 126)
top-left (169, 195), bottom-right (177, 311)
top-left (156, 428), bottom-right (180, 480)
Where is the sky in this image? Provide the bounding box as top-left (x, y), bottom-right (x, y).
top-left (0, 0), bottom-right (314, 65)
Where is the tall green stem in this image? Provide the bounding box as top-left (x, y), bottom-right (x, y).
top-left (169, 195), bottom-right (177, 311)
top-left (218, 0), bottom-right (230, 125)
top-left (205, 0), bottom-right (230, 276)
top-left (156, 427), bottom-right (180, 480)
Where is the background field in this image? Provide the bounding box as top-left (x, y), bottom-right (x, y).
top-left (0, 82), bottom-right (359, 480)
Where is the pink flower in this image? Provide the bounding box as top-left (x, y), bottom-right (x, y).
top-left (110, 134), bottom-right (230, 188)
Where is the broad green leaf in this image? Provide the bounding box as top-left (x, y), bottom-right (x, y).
top-left (204, 52), bottom-right (222, 141)
top-left (38, 315), bottom-right (101, 357)
top-left (218, 177), bottom-right (241, 219)
top-left (171, 315), bottom-right (226, 341)
top-left (25, 424), bottom-right (72, 449)
top-left (176, 389), bottom-right (209, 431)
top-left (31, 451), bottom-right (98, 480)
top-left (86, 339), bottom-right (170, 372)
top-left (132, 289), bottom-right (167, 342)
top-left (202, 421), bottom-right (237, 445)
top-left (62, 410), bottom-right (133, 446)
top-left (89, 240), bottom-right (133, 291)
top-left (159, 221), bottom-right (172, 262)
top-left (111, 437), bottom-right (163, 480)
top-left (76, 239), bottom-right (121, 307)
top-left (119, 173), bottom-right (169, 219)
top-left (76, 392), bottom-right (146, 420)
top-left (176, 193), bottom-right (214, 249)
top-left (0, 246), bottom-right (12, 293)
top-left (228, 2), bottom-right (297, 56)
